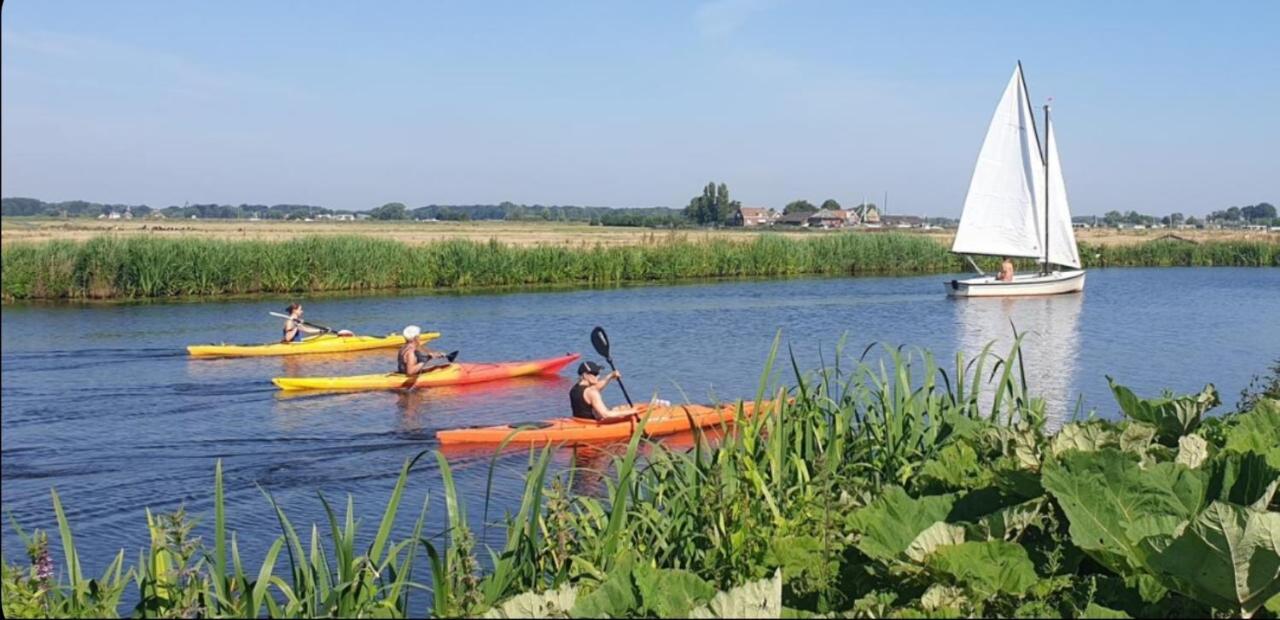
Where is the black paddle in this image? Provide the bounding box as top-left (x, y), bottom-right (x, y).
top-left (268, 311), bottom-right (336, 334)
top-left (590, 326), bottom-right (633, 407)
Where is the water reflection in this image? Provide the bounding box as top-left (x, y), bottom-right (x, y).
top-left (954, 292), bottom-right (1084, 430)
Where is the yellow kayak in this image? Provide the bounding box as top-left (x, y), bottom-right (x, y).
top-left (187, 332), bottom-right (440, 358)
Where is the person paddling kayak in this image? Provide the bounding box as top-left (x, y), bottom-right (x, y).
top-left (282, 303), bottom-right (323, 342)
top-left (397, 325), bottom-right (448, 375)
top-left (570, 361), bottom-right (638, 423)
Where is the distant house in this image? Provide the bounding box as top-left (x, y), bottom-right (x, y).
top-left (854, 204), bottom-right (881, 225)
top-left (732, 207), bottom-right (776, 227)
top-left (882, 215), bottom-right (924, 229)
top-left (775, 212), bottom-right (811, 227)
top-left (807, 209), bottom-right (850, 229)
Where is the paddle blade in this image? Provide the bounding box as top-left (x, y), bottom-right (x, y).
top-left (446, 351), bottom-right (459, 363)
top-left (590, 326), bottom-right (611, 358)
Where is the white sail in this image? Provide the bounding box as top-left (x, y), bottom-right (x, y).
top-left (1043, 117), bottom-right (1081, 269)
top-left (951, 64), bottom-right (1045, 259)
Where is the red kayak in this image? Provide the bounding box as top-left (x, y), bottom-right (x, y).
top-left (271, 353), bottom-right (580, 391)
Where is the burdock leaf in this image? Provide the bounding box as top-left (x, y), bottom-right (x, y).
top-left (1141, 501), bottom-right (1280, 617)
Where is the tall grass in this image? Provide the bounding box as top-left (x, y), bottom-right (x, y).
top-left (8, 233), bottom-right (1271, 301)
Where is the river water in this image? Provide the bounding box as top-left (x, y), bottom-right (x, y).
top-left (3, 267), bottom-right (1278, 586)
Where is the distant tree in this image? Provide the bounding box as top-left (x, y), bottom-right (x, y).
top-left (683, 182), bottom-right (739, 226)
top-left (370, 202), bottom-right (408, 220)
top-left (820, 199), bottom-right (842, 211)
top-left (1169, 212), bottom-right (1185, 227)
top-left (1225, 206), bottom-right (1242, 221)
top-left (1242, 203), bottom-right (1276, 221)
top-left (1186, 216), bottom-right (1202, 227)
top-left (1103, 210), bottom-right (1124, 227)
top-left (1, 197), bottom-right (47, 216)
top-left (784, 200), bottom-right (818, 215)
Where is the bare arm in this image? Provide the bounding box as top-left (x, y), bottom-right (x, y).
top-left (586, 387), bottom-right (636, 423)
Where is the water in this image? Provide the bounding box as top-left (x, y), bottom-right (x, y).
top-left (3, 267), bottom-right (1278, 586)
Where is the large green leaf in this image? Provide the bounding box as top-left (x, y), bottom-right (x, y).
top-left (1049, 422), bottom-right (1118, 457)
top-left (1119, 422), bottom-right (1158, 455)
top-left (1107, 377), bottom-right (1219, 445)
top-left (918, 584), bottom-right (969, 614)
top-left (1140, 502), bottom-right (1280, 617)
top-left (1176, 434), bottom-right (1211, 469)
top-left (568, 554), bottom-right (715, 618)
top-left (634, 564), bottom-right (715, 618)
top-left (905, 522), bottom-right (966, 563)
top-left (925, 541), bottom-right (1038, 598)
top-left (847, 487), bottom-right (956, 563)
top-left (967, 499), bottom-right (1046, 542)
top-left (1081, 602), bottom-right (1131, 618)
top-left (483, 585), bottom-right (578, 618)
top-left (1207, 451), bottom-right (1280, 508)
top-left (764, 535), bottom-right (836, 595)
top-left (570, 554), bottom-right (639, 618)
top-left (1042, 449), bottom-right (1209, 574)
top-left (918, 442), bottom-right (990, 491)
top-left (689, 570), bottom-right (781, 619)
top-left (1225, 399), bottom-right (1280, 468)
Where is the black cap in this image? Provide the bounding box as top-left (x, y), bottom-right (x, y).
top-left (577, 361), bottom-right (604, 376)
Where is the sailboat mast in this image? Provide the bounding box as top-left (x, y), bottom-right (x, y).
top-left (1043, 104), bottom-right (1051, 275)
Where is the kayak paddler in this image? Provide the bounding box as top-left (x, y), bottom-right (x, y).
top-left (282, 303), bottom-right (323, 342)
top-left (570, 361), bottom-right (638, 423)
top-left (397, 325), bottom-right (448, 375)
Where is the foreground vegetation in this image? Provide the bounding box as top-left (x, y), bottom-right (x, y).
top-left (4, 340), bottom-right (1278, 618)
top-left (3, 233), bottom-right (1277, 301)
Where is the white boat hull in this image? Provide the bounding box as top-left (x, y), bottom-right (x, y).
top-left (946, 270), bottom-right (1085, 297)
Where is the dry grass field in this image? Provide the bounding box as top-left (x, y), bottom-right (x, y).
top-left (1, 216), bottom-right (1272, 248)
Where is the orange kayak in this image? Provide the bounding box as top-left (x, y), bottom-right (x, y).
top-left (436, 400), bottom-right (773, 445)
top-left (271, 353), bottom-right (579, 391)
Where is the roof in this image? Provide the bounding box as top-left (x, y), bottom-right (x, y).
top-left (808, 209), bottom-right (848, 220)
top-left (738, 207), bottom-right (771, 217)
top-left (776, 212), bottom-right (811, 223)
top-left (882, 215), bottom-right (924, 224)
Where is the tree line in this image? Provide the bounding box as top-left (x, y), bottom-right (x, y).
top-left (368, 201), bottom-right (688, 227)
top-left (1, 198), bottom-right (340, 220)
top-left (1084, 202), bottom-right (1277, 228)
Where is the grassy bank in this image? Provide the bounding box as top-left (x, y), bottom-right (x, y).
top-left (2, 233), bottom-right (1277, 301)
top-left (5, 342), bottom-right (1278, 618)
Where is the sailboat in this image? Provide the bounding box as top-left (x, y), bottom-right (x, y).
top-left (947, 63), bottom-right (1084, 297)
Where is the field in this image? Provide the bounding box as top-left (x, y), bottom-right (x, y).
top-left (2, 217), bottom-right (1273, 248)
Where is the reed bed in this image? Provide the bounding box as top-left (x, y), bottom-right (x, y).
top-left (5, 233), bottom-right (1274, 301)
top-left (5, 340), bottom-right (1278, 618)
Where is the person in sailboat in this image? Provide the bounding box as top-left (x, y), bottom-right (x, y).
top-left (997, 257), bottom-right (1015, 282)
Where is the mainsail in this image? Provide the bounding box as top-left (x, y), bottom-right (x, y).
top-left (1043, 117), bottom-right (1081, 268)
top-left (951, 64), bottom-right (1045, 260)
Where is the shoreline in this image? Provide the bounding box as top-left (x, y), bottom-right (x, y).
top-left (3, 232), bottom-right (1276, 303)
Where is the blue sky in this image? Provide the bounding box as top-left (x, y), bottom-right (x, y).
top-left (2, 1), bottom-right (1277, 215)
